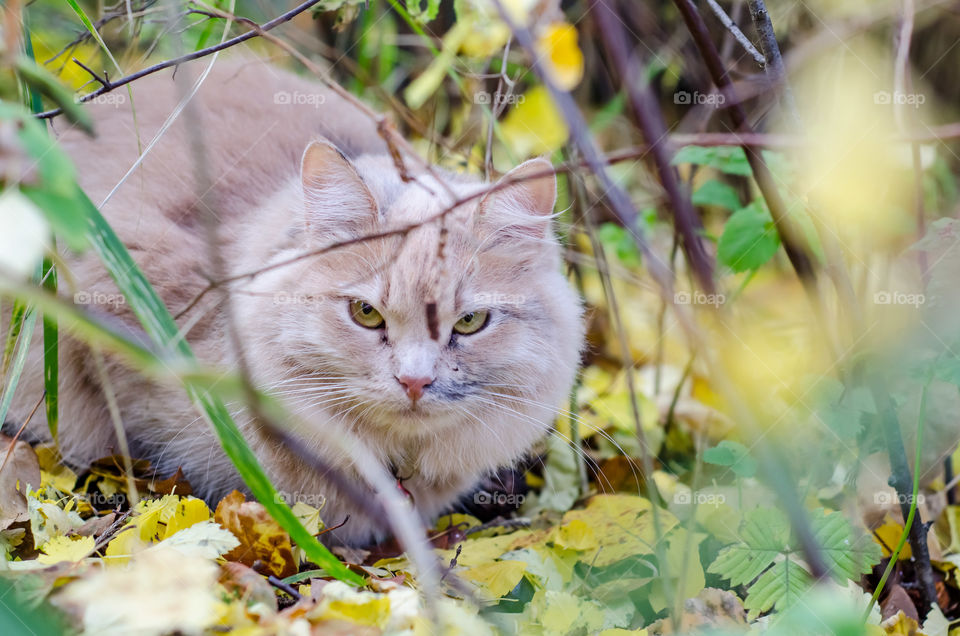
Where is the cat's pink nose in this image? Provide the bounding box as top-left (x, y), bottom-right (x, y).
top-left (396, 375), bottom-right (433, 402)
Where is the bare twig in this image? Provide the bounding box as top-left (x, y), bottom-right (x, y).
top-left (672, 0), bottom-right (818, 289)
top-left (593, 0), bottom-right (715, 293)
top-left (704, 0), bottom-right (766, 66)
top-left (35, 0), bottom-right (327, 120)
top-left (746, 0), bottom-right (799, 125)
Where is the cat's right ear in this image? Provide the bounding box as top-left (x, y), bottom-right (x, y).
top-left (300, 140), bottom-right (378, 239)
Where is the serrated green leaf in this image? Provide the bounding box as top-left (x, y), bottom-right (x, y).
top-left (743, 558), bottom-right (812, 619)
top-left (810, 509), bottom-right (881, 582)
top-left (673, 145), bottom-right (752, 175)
top-left (692, 179), bottom-right (742, 211)
top-left (707, 508), bottom-right (789, 586)
top-left (717, 201), bottom-right (781, 272)
top-left (703, 440), bottom-right (757, 478)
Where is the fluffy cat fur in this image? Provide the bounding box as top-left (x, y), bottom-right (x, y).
top-left (7, 58), bottom-right (584, 546)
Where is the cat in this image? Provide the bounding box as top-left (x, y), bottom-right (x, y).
top-left (6, 56), bottom-right (584, 546)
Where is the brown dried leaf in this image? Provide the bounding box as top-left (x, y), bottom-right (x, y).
top-left (214, 490), bottom-right (297, 578)
top-left (0, 434), bottom-right (41, 529)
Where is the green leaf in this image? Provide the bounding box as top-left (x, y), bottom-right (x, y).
top-left (810, 509), bottom-right (881, 583)
top-left (717, 201), bottom-right (781, 272)
top-left (597, 222), bottom-right (642, 268)
top-left (672, 145), bottom-right (751, 176)
top-left (708, 508), bottom-right (789, 587)
top-left (0, 306), bottom-right (38, 429)
top-left (703, 440), bottom-right (758, 478)
top-left (743, 558), bottom-right (812, 619)
top-left (692, 179), bottom-right (742, 211)
top-left (406, 0), bottom-right (441, 23)
top-left (14, 57), bottom-right (93, 135)
top-left (41, 256), bottom-right (58, 442)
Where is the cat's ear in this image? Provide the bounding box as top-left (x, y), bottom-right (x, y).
top-left (301, 139), bottom-right (378, 239)
top-left (478, 158), bottom-right (557, 241)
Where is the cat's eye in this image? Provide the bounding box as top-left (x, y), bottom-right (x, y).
top-left (453, 310), bottom-right (489, 335)
top-left (350, 300), bottom-right (385, 329)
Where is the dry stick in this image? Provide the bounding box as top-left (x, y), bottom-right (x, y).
top-left (35, 0), bottom-right (326, 120)
top-left (704, 0), bottom-right (766, 66)
top-left (491, 2), bottom-right (674, 296)
top-left (874, 0), bottom-right (939, 610)
top-left (672, 0), bottom-right (817, 291)
top-left (746, 0), bottom-right (799, 127)
top-left (592, 0), bottom-right (714, 294)
top-left (671, 0), bottom-right (830, 580)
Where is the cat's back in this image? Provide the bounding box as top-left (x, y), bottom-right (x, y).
top-left (55, 57), bottom-right (387, 229)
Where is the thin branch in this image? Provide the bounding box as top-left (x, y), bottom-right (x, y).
top-left (35, 0), bottom-right (327, 120)
top-left (704, 0), bottom-right (766, 66)
top-left (746, 0), bottom-right (799, 125)
top-left (593, 0), bottom-right (715, 293)
top-left (672, 0), bottom-right (818, 288)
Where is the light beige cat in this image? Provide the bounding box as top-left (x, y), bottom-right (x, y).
top-left (7, 57), bottom-right (584, 545)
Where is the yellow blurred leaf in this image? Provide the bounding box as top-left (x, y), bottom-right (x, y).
top-left (875, 518), bottom-right (912, 560)
top-left (463, 560), bottom-right (527, 598)
top-left (36, 445), bottom-right (77, 493)
top-left (38, 534), bottom-right (95, 565)
top-left (553, 518), bottom-right (598, 551)
top-left (536, 23), bottom-right (584, 90)
top-left (500, 85), bottom-right (569, 157)
top-left (163, 497), bottom-right (211, 539)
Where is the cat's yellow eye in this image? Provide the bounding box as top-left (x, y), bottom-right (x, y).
top-left (453, 310), bottom-right (489, 335)
top-left (350, 300), bottom-right (385, 329)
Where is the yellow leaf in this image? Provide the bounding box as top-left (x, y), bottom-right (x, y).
top-left (561, 494), bottom-right (679, 567)
top-left (553, 518), bottom-right (599, 551)
top-left (291, 501), bottom-right (322, 535)
top-left (323, 597), bottom-right (392, 628)
top-left (163, 497), bottom-right (211, 539)
top-left (36, 445), bottom-right (77, 493)
top-left (875, 518), bottom-right (912, 560)
top-left (500, 85), bottom-right (569, 157)
top-left (536, 23), bottom-right (585, 90)
top-left (38, 534), bottom-right (95, 564)
top-left (463, 560), bottom-right (527, 598)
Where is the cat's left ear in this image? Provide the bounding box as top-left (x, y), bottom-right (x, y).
top-left (478, 158), bottom-right (557, 241)
top-left (301, 139), bottom-right (378, 239)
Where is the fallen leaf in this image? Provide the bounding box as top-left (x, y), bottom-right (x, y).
top-left (38, 535), bottom-right (95, 565)
top-left (215, 490), bottom-right (297, 578)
